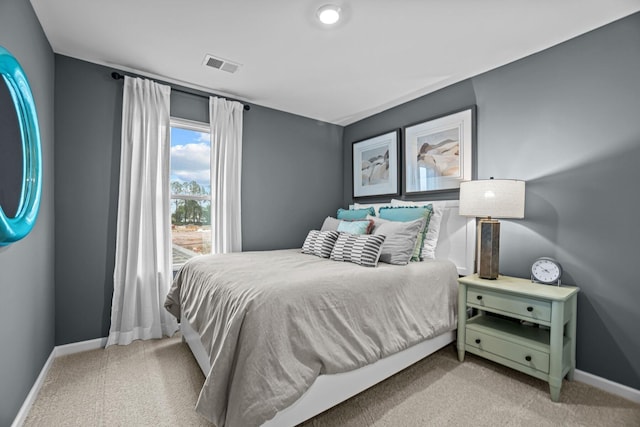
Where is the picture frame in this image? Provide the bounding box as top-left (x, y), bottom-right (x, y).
top-left (403, 106), bottom-right (475, 194)
top-left (352, 129), bottom-right (400, 199)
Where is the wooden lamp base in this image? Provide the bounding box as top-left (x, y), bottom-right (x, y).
top-left (478, 218), bottom-right (500, 279)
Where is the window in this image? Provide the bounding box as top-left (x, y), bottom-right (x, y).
top-left (170, 118), bottom-right (211, 269)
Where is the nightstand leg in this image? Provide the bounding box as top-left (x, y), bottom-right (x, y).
top-left (457, 283), bottom-right (467, 362)
top-left (566, 294), bottom-right (578, 381)
top-left (549, 382), bottom-right (561, 402)
top-left (566, 370), bottom-right (574, 382)
top-left (549, 300), bottom-right (565, 401)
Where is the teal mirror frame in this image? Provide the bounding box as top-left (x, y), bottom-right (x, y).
top-left (0, 46), bottom-right (42, 246)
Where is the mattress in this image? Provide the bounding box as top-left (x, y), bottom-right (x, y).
top-left (165, 248), bottom-right (458, 426)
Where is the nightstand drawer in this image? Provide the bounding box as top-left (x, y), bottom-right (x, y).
top-left (465, 328), bottom-right (550, 374)
top-left (467, 288), bottom-right (551, 322)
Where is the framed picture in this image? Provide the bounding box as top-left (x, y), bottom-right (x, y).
top-left (352, 130), bottom-right (400, 199)
top-left (403, 106), bottom-right (475, 194)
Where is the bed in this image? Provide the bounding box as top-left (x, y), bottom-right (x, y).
top-left (165, 200), bottom-right (475, 426)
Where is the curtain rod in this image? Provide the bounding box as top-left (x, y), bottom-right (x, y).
top-left (110, 72), bottom-right (250, 111)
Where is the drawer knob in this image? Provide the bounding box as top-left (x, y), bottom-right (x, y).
top-left (527, 306), bottom-right (533, 312)
top-left (525, 355), bottom-right (532, 362)
top-left (476, 295), bottom-right (483, 300)
top-left (475, 338), bottom-right (481, 344)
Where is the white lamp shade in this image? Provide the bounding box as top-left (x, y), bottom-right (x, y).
top-left (459, 179), bottom-right (525, 218)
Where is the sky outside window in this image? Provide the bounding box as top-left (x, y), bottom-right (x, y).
top-left (170, 127), bottom-right (211, 192)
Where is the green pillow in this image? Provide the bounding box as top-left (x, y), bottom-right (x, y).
top-left (337, 207), bottom-right (375, 220)
top-left (379, 205), bottom-right (433, 261)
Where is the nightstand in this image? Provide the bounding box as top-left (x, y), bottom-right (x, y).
top-left (457, 274), bottom-right (579, 401)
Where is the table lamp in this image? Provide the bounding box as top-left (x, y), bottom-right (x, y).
top-left (459, 178), bottom-right (525, 279)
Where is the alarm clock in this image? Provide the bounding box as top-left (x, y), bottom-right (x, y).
top-left (531, 257), bottom-right (563, 286)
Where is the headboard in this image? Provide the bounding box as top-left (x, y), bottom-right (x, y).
top-left (349, 200), bottom-right (475, 276)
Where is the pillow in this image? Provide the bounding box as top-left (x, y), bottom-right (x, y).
top-left (337, 220), bottom-right (370, 235)
top-left (379, 205), bottom-right (433, 261)
top-left (301, 230), bottom-right (339, 258)
top-left (372, 217), bottom-right (426, 265)
top-left (321, 217), bottom-right (373, 234)
top-left (337, 207), bottom-right (375, 220)
top-left (391, 199), bottom-right (445, 260)
top-left (330, 233), bottom-right (386, 267)
top-left (352, 202), bottom-right (390, 217)
top-left (320, 216), bottom-right (341, 232)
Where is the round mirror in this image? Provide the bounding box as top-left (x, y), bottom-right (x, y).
top-left (0, 46), bottom-right (42, 246)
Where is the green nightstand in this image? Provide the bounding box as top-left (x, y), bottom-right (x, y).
top-left (457, 274), bottom-right (579, 401)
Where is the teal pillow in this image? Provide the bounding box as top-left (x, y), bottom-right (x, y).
top-left (337, 220), bottom-right (370, 235)
top-left (337, 207), bottom-right (375, 220)
top-left (379, 205), bottom-right (433, 261)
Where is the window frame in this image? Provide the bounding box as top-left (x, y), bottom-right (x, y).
top-left (169, 117), bottom-right (212, 271)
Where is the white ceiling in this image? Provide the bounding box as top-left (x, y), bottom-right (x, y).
top-left (30, 0), bottom-right (640, 126)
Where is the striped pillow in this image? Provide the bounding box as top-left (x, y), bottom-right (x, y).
top-left (302, 230), bottom-right (340, 258)
top-left (330, 233), bottom-right (386, 267)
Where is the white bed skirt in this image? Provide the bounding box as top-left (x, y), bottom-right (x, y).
top-left (181, 319), bottom-right (455, 426)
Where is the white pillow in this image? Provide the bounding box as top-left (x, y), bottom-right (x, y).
top-left (390, 199), bottom-right (445, 260)
top-left (320, 216), bottom-right (341, 231)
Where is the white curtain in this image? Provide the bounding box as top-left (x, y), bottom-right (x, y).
top-left (107, 76), bottom-right (178, 346)
top-left (210, 97), bottom-right (244, 253)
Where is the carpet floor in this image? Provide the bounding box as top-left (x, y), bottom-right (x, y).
top-left (24, 335), bottom-right (640, 426)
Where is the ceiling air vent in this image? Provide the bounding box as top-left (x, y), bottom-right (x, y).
top-left (203, 54), bottom-right (241, 74)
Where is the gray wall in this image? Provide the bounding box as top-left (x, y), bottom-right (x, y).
top-left (241, 105), bottom-right (343, 250)
top-left (0, 0), bottom-right (55, 424)
top-left (344, 13), bottom-right (640, 389)
top-left (473, 13), bottom-right (640, 390)
top-left (54, 56), bottom-right (123, 345)
top-left (54, 56), bottom-right (344, 344)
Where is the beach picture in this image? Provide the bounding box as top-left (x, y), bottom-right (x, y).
top-left (404, 108), bottom-right (474, 194)
top-left (353, 130), bottom-right (399, 198)
top-left (416, 127), bottom-right (460, 178)
top-left (361, 146), bottom-right (389, 186)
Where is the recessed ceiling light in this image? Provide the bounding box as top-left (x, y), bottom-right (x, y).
top-left (317, 4), bottom-right (341, 25)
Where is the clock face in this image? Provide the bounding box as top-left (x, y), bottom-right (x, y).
top-left (531, 258), bottom-right (562, 284)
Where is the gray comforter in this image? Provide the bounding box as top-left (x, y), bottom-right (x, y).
top-left (165, 249), bottom-right (458, 427)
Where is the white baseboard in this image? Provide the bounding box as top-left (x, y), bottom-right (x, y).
top-left (10, 349), bottom-right (56, 427)
top-left (574, 369), bottom-right (640, 404)
top-left (55, 337), bottom-right (108, 357)
top-left (11, 337), bottom-right (107, 427)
